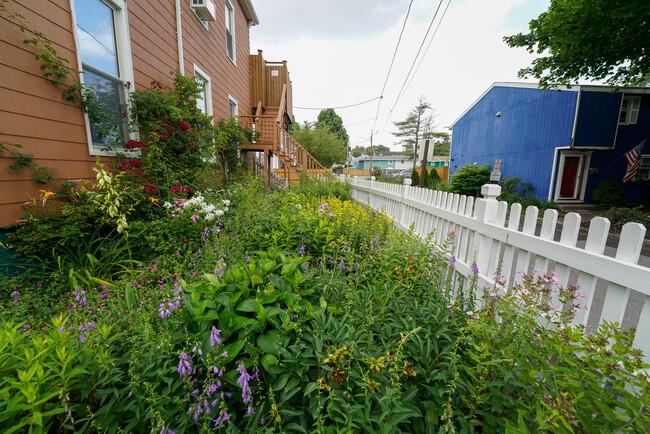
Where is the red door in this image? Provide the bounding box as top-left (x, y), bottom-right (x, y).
top-left (559, 156), bottom-right (581, 199)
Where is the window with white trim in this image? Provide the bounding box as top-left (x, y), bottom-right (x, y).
top-left (194, 65), bottom-right (212, 116)
top-left (228, 95), bottom-right (238, 118)
top-left (636, 155), bottom-right (650, 182)
top-left (225, 0), bottom-right (235, 63)
top-left (619, 96), bottom-right (641, 125)
top-left (73, 0), bottom-right (133, 153)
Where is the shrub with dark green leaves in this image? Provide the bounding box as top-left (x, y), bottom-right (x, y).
top-left (607, 206), bottom-right (650, 232)
top-left (427, 167), bottom-right (441, 187)
top-left (411, 168), bottom-right (420, 186)
top-left (449, 164), bottom-right (490, 196)
top-left (498, 176), bottom-right (558, 212)
top-left (591, 178), bottom-right (626, 209)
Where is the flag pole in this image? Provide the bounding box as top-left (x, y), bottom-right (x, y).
top-left (595, 139), bottom-right (646, 174)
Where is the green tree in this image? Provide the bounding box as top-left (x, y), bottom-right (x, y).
top-left (351, 144), bottom-right (390, 157)
top-left (392, 96), bottom-right (435, 168)
top-left (449, 164), bottom-right (491, 197)
top-left (504, 0), bottom-right (650, 88)
top-left (432, 132), bottom-right (450, 156)
top-left (428, 167), bottom-right (441, 187)
top-left (317, 109), bottom-right (349, 146)
top-left (410, 168), bottom-right (420, 186)
top-left (290, 121), bottom-right (347, 168)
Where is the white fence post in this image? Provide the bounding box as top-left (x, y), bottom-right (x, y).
top-left (472, 184), bottom-right (501, 276)
top-left (398, 178), bottom-right (411, 227)
top-left (600, 222), bottom-right (645, 326)
top-left (369, 176), bottom-right (375, 209)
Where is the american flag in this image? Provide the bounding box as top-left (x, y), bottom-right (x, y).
top-left (622, 141), bottom-right (646, 183)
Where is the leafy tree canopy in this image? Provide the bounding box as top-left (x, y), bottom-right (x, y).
top-left (290, 121), bottom-right (347, 168)
top-left (351, 144), bottom-right (390, 157)
top-left (504, 0), bottom-right (650, 88)
top-left (317, 109), bottom-right (349, 146)
top-left (431, 132), bottom-right (450, 157)
top-left (392, 96), bottom-right (436, 164)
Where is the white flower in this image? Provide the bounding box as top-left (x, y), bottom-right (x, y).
top-left (163, 201), bottom-right (172, 209)
top-left (215, 209), bottom-right (224, 216)
top-left (295, 204), bottom-right (302, 209)
top-left (205, 213), bottom-right (215, 221)
top-left (222, 200), bottom-right (230, 206)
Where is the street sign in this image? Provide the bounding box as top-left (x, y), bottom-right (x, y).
top-left (493, 159), bottom-right (502, 171)
top-left (490, 171), bottom-right (501, 181)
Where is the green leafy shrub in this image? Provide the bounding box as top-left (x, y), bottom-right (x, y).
top-left (449, 164), bottom-right (490, 196)
top-left (427, 167), bottom-right (441, 187)
top-left (592, 178), bottom-right (626, 209)
top-left (499, 176), bottom-right (558, 211)
top-left (122, 74), bottom-right (255, 199)
top-left (607, 206), bottom-right (650, 232)
top-left (411, 168), bottom-right (420, 186)
top-left (454, 271), bottom-right (650, 432)
top-left (3, 181), bottom-right (649, 433)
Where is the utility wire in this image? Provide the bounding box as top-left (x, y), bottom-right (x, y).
top-left (344, 111), bottom-right (390, 128)
top-left (377, 0), bottom-right (446, 141)
top-left (371, 0), bottom-right (415, 132)
top-left (399, 0), bottom-right (452, 108)
top-left (294, 96), bottom-right (381, 110)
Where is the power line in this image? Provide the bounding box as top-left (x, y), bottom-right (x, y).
top-left (294, 96), bottom-right (381, 110)
top-left (343, 111), bottom-right (390, 128)
top-left (377, 0), bottom-right (448, 141)
top-left (371, 0), bottom-right (415, 132)
top-left (400, 0), bottom-right (452, 108)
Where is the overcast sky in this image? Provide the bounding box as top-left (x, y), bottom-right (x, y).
top-left (250, 0), bottom-right (552, 152)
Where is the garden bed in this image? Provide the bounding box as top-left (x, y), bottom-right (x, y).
top-left (1, 179), bottom-right (649, 433)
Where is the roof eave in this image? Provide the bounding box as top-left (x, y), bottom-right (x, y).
top-left (238, 0), bottom-right (259, 26)
top-left (448, 81), bottom-right (580, 129)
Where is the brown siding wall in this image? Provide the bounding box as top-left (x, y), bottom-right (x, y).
top-left (180, 0), bottom-right (252, 120)
top-left (0, 0), bottom-right (254, 227)
top-left (0, 0), bottom-right (91, 227)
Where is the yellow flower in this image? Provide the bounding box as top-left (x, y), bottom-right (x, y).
top-left (39, 189), bottom-right (55, 199)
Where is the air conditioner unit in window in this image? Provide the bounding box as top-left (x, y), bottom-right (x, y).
top-left (191, 0), bottom-right (216, 21)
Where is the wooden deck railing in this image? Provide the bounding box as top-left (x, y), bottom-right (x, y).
top-left (240, 115), bottom-right (329, 179)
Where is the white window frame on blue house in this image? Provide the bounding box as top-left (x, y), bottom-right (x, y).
top-left (619, 95), bottom-right (641, 125)
top-left (636, 155), bottom-right (650, 182)
top-left (70, 0), bottom-right (135, 156)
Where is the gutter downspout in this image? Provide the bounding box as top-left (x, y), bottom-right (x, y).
top-left (176, 0), bottom-right (184, 75)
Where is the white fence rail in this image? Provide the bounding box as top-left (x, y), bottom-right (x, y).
top-left (348, 177), bottom-right (650, 361)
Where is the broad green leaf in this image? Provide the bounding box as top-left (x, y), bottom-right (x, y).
top-left (261, 354), bottom-right (279, 374)
top-left (236, 299), bottom-right (259, 312)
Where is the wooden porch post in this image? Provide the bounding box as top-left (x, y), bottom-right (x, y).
top-left (264, 149), bottom-right (270, 189)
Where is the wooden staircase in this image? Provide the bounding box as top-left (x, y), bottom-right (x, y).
top-left (240, 112), bottom-right (330, 187)
top-left (245, 52), bottom-right (330, 187)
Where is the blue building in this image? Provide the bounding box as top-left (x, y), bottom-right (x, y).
top-left (351, 151), bottom-right (412, 171)
top-left (450, 82), bottom-right (649, 204)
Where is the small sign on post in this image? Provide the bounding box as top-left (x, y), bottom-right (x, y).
top-left (490, 159), bottom-right (502, 182)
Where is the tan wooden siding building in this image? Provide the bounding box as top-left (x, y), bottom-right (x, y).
top-left (0, 0), bottom-right (258, 227)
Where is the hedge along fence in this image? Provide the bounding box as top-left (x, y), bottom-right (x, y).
top-left (348, 177), bottom-right (650, 363)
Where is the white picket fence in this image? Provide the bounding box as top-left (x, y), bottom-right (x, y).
top-left (348, 177), bottom-right (650, 361)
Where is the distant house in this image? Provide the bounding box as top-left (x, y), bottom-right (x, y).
top-left (352, 151), bottom-right (412, 171)
top-left (450, 82), bottom-right (649, 204)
